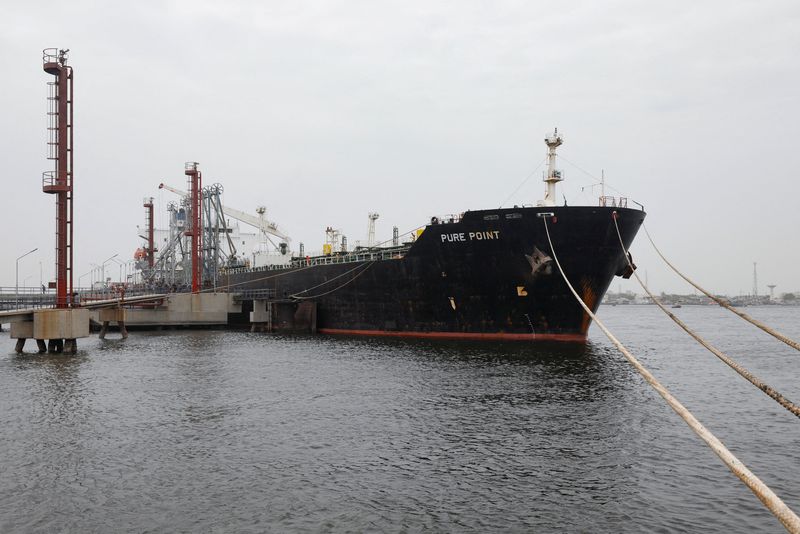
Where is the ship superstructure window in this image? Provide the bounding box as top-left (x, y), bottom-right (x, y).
top-left (505, 213), bottom-right (522, 219)
top-left (483, 214), bottom-right (499, 221)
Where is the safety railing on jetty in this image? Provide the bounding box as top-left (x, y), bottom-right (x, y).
top-left (0, 285), bottom-right (176, 312)
top-left (73, 285), bottom-right (174, 305)
top-left (0, 286), bottom-right (56, 295)
top-left (223, 245), bottom-right (411, 276)
top-left (0, 287), bottom-right (57, 311)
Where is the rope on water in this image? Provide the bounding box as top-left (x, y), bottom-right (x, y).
top-left (642, 224), bottom-right (800, 353)
top-left (613, 215), bottom-right (800, 419)
top-left (541, 215), bottom-right (800, 533)
top-left (291, 261), bottom-right (375, 300)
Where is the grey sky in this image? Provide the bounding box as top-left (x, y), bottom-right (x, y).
top-left (2, 0), bottom-right (798, 296)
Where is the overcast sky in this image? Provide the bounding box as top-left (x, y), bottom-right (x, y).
top-left (2, 0), bottom-right (798, 296)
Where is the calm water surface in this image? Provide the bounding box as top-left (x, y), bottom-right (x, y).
top-left (1, 306), bottom-right (799, 532)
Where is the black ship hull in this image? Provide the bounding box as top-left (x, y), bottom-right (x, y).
top-left (225, 206), bottom-right (645, 341)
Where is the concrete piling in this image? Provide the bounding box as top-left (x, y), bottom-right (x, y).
top-left (250, 300), bottom-right (273, 333)
top-left (9, 309), bottom-right (89, 355)
top-left (98, 308), bottom-right (127, 340)
top-left (248, 300), bottom-right (316, 333)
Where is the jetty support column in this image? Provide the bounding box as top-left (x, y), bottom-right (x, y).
top-left (250, 299), bottom-right (272, 332)
top-left (98, 307), bottom-right (128, 339)
top-left (10, 309), bottom-right (89, 354)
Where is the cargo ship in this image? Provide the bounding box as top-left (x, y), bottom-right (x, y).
top-left (222, 130), bottom-right (646, 341)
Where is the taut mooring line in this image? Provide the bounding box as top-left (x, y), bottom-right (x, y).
top-left (206, 261), bottom-right (320, 294)
top-left (291, 261), bottom-right (375, 300)
top-left (642, 224), bottom-right (800, 353)
top-left (613, 214), bottom-right (800, 419)
top-left (541, 215), bottom-right (800, 533)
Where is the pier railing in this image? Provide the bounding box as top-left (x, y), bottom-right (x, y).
top-left (0, 285), bottom-right (175, 312)
top-left (0, 287), bottom-right (57, 311)
top-left (74, 285), bottom-right (174, 304)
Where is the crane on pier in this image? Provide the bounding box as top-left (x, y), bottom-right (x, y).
top-left (158, 183), bottom-right (291, 246)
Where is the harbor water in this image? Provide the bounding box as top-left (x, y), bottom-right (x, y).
top-left (1, 305), bottom-right (799, 532)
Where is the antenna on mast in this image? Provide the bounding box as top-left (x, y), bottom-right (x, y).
top-left (601, 169), bottom-right (605, 199)
top-left (367, 212), bottom-right (380, 248)
top-left (538, 128), bottom-right (564, 207)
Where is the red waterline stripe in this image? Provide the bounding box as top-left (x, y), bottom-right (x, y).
top-left (318, 328), bottom-right (586, 342)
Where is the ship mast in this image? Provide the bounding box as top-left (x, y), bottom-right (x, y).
top-left (538, 128), bottom-right (564, 207)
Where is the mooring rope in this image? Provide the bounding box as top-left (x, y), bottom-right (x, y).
top-left (198, 262), bottom-right (320, 294)
top-left (613, 215), bottom-right (800, 419)
top-left (291, 261), bottom-right (375, 300)
top-left (290, 261), bottom-right (374, 298)
top-left (642, 224), bottom-right (800, 353)
top-left (542, 215), bottom-right (800, 533)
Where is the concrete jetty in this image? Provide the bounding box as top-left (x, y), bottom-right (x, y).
top-left (1, 291), bottom-right (319, 353)
top-left (3, 308), bottom-right (89, 354)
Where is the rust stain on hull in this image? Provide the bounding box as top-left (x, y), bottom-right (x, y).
top-left (579, 279), bottom-right (599, 334)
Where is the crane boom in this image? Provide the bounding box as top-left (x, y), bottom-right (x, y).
top-left (158, 183), bottom-right (291, 243)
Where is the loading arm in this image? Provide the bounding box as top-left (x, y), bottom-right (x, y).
top-left (158, 183), bottom-right (291, 243)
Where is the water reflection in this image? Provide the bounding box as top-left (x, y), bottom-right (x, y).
top-left (12, 350), bottom-right (91, 424)
top-left (3, 350), bottom-right (95, 531)
top-left (309, 334), bottom-right (636, 397)
top-left (3, 315), bottom-right (793, 532)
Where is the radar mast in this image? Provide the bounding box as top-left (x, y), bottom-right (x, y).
top-left (538, 128), bottom-right (564, 207)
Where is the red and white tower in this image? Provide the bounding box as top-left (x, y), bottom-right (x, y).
top-left (42, 48), bottom-right (74, 308)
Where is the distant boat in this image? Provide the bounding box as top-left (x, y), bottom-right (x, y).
top-left (671, 304), bottom-right (682, 308)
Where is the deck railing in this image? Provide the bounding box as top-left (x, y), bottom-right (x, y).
top-left (223, 245), bottom-right (411, 276)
